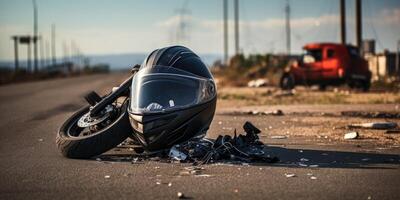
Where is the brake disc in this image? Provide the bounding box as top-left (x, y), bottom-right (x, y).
top-left (77, 105), bottom-right (114, 128)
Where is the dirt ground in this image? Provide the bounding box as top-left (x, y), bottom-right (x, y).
top-left (215, 86), bottom-right (400, 146)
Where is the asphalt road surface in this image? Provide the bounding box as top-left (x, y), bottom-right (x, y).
top-left (0, 73), bottom-right (399, 200)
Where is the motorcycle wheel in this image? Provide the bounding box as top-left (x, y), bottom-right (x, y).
top-left (56, 99), bottom-right (132, 159)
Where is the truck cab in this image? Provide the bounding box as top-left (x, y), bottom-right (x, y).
top-left (280, 43), bottom-right (371, 91)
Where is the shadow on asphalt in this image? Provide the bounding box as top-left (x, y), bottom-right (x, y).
top-left (94, 146), bottom-right (400, 169)
top-left (260, 146), bottom-right (400, 169)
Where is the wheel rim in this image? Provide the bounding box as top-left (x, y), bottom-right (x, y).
top-left (66, 98), bottom-right (127, 139)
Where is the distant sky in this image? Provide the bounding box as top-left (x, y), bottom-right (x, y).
top-left (0, 0), bottom-right (399, 61)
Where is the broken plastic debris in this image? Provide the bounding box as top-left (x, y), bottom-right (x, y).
top-left (167, 121), bottom-right (279, 164)
top-left (348, 122), bottom-right (398, 130)
top-left (263, 109), bottom-right (284, 116)
top-left (285, 173), bottom-right (296, 178)
top-left (168, 146), bottom-right (188, 161)
top-left (241, 109), bottom-right (283, 116)
top-left (247, 79), bottom-right (268, 87)
top-left (177, 192), bottom-right (184, 199)
top-left (271, 135), bottom-right (287, 139)
top-left (168, 182), bottom-right (172, 187)
top-left (195, 174), bottom-right (213, 177)
top-left (38, 138), bottom-right (43, 142)
top-left (344, 131), bottom-right (359, 139)
top-left (104, 175), bottom-right (110, 179)
top-left (310, 176), bottom-right (317, 180)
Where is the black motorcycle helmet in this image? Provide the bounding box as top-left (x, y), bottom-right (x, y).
top-left (128, 46), bottom-right (217, 151)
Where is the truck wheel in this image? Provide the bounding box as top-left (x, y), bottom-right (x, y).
top-left (348, 81), bottom-right (355, 89)
top-left (280, 74), bottom-right (295, 90)
top-left (361, 80), bottom-right (371, 92)
top-left (318, 84), bottom-right (327, 91)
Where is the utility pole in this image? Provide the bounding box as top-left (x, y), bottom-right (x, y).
top-left (12, 36), bottom-right (19, 71)
top-left (33, 0), bottom-right (38, 73)
top-left (39, 33), bottom-right (44, 69)
top-left (355, 0), bottom-right (362, 53)
top-left (285, 0), bottom-right (291, 55)
top-left (45, 40), bottom-right (50, 67)
top-left (340, 0), bottom-right (346, 44)
top-left (396, 40), bottom-right (400, 76)
top-left (51, 24), bottom-right (56, 66)
top-left (27, 39), bottom-right (32, 72)
top-left (234, 0), bottom-right (239, 55)
top-left (223, 0), bottom-right (228, 65)
top-left (63, 41), bottom-right (69, 64)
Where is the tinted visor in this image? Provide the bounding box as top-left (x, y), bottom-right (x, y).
top-left (130, 66), bottom-right (216, 114)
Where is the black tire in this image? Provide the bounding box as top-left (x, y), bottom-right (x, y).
top-left (280, 74), bottom-right (295, 90)
top-left (56, 100), bottom-right (132, 159)
top-left (318, 84), bottom-right (327, 91)
top-left (348, 80), bottom-right (355, 89)
top-left (361, 80), bottom-right (371, 92)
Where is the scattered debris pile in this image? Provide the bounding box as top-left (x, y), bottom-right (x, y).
top-left (344, 122), bottom-right (400, 139)
top-left (341, 111), bottom-right (400, 119)
top-left (231, 109), bottom-right (284, 116)
top-left (348, 122), bottom-right (398, 130)
top-left (168, 121), bottom-right (279, 164)
top-left (247, 79), bottom-right (269, 87)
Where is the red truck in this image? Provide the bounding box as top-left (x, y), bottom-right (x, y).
top-left (280, 43), bottom-right (371, 91)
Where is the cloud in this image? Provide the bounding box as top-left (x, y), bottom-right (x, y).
top-left (157, 14), bottom-right (195, 28)
top-left (372, 8), bottom-right (400, 25)
top-left (157, 13), bottom-right (340, 54)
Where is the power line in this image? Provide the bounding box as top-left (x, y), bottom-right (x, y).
top-left (365, 0), bottom-right (385, 50)
top-left (175, 0), bottom-right (191, 44)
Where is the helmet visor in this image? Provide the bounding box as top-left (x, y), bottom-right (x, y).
top-left (130, 66), bottom-right (216, 114)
